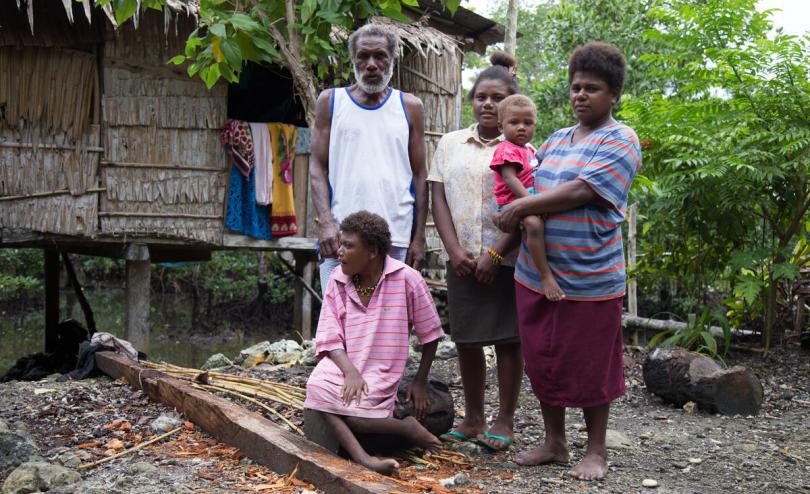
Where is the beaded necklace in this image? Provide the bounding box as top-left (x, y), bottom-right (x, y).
top-left (352, 273), bottom-right (380, 298)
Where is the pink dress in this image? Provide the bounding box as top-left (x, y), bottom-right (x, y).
top-left (489, 140), bottom-right (536, 206)
top-left (304, 257), bottom-right (444, 418)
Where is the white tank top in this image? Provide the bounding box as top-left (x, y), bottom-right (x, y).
top-left (328, 87), bottom-right (413, 247)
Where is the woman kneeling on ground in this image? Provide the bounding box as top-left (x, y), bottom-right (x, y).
top-left (304, 210), bottom-right (444, 475)
top-left (494, 42), bottom-right (641, 480)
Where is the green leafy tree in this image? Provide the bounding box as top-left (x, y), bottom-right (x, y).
top-left (98, 0), bottom-right (460, 124)
top-left (622, 0), bottom-right (810, 350)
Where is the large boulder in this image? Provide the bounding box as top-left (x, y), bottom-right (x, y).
top-left (201, 353), bottom-right (233, 370)
top-left (2, 461), bottom-right (81, 494)
top-left (238, 340), bottom-right (303, 367)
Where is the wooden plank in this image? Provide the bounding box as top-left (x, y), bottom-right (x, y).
top-left (293, 155), bottom-right (309, 237)
top-left (293, 252), bottom-right (316, 339)
top-left (221, 232), bottom-right (317, 252)
top-left (125, 253), bottom-right (151, 351)
top-left (94, 352), bottom-right (409, 494)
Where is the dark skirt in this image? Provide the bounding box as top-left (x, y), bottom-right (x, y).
top-left (515, 282), bottom-right (626, 408)
top-left (446, 263), bottom-right (520, 346)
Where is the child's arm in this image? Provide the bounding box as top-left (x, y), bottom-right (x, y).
top-left (501, 163), bottom-right (531, 198)
top-left (328, 349), bottom-right (368, 406)
top-left (406, 339), bottom-right (438, 420)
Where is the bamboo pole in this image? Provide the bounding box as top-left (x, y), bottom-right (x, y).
top-left (0, 141), bottom-right (104, 153)
top-left (0, 187), bottom-right (106, 202)
top-left (78, 426), bottom-right (183, 470)
top-left (100, 161), bottom-right (225, 172)
top-left (98, 212), bottom-right (223, 220)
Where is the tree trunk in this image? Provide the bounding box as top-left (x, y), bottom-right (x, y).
top-left (504, 0), bottom-right (519, 56)
top-left (642, 346), bottom-right (764, 415)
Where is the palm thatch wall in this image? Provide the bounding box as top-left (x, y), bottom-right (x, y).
top-left (99, 11), bottom-right (228, 245)
top-left (0, 45), bottom-right (101, 237)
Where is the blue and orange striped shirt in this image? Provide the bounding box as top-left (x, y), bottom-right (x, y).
top-left (514, 122), bottom-right (641, 301)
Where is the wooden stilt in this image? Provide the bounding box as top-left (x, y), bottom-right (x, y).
top-left (125, 244), bottom-right (150, 352)
top-left (44, 249), bottom-right (60, 354)
top-left (293, 252), bottom-right (315, 340)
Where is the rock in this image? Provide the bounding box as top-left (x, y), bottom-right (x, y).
top-left (0, 431), bottom-right (40, 477)
top-left (410, 335), bottom-right (423, 353)
top-left (682, 401), bottom-right (696, 413)
top-left (394, 377), bottom-right (454, 436)
top-left (672, 461), bottom-right (689, 469)
top-left (150, 415), bottom-right (182, 434)
top-left (688, 457), bottom-right (702, 464)
top-left (130, 461), bottom-right (158, 474)
top-left (239, 340), bottom-right (302, 367)
top-left (438, 475), bottom-right (469, 488)
top-left (57, 452), bottom-right (82, 469)
top-left (436, 341), bottom-right (458, 360)
top-left (171, 487), bottom-right (194, 494)
top-left (200, 353), bottom-right (233, 370)
top-left (1, 461), bottom-right (81, 494)
top-left (0, 420), bottom-right (8, 434)
top-left (642, 478), bottom-right (659, 488)
top-left (301, 339), bottom-right (315, 350)
top-left (301, 347), bottom-right (318, 367)
top-left (605, 429), bottom-right (635, 450)
top-left (408, 347), bottom-right (422, 363)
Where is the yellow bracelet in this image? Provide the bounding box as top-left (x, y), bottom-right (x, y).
top-left (486, 247), bottom-right (503, 265)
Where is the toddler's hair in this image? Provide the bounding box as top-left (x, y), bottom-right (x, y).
top-left (340, 210), bottom-right (392, 257)
top-left (497, 94), bottom-right (537, 122)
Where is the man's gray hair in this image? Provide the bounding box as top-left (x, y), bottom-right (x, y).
top-left (348, 23), bottom-right (399, 60)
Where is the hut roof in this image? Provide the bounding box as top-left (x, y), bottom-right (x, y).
top-left (14, 0), bottom-right (198, 33)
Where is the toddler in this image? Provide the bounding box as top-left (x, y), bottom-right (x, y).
top-left (490, 94), bottom-right (565, 301)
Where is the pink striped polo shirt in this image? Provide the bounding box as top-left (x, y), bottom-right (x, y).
top-left (304, 256), bottom-right (444, 418)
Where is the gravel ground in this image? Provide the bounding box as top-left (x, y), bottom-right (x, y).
top-left (1, 343), bottom-right (808, 493)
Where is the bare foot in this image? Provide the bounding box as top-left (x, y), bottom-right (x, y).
top-left (514, 440), bottom-right (569, 466)
top-left (361, 456), bottom-right (400, 475)
top-left (404, 416), bottom-right (442, 452)
top-left (569, 451), bottom-right (608, 481)
top-left (542, 275), bottom-right (565, 302)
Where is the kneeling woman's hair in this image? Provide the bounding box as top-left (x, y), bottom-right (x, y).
top-left (340, 211), bottom-right (392, 257)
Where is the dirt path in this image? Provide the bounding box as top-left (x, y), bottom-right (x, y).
top-left (1, 345), bottom-right (808, 493)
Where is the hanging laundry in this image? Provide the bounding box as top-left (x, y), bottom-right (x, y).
top-left (219, 119), bottom-right (254, 178)
top-left (224, 164), bottom-right (273, 240)
top-left (250, 122), bottom-right (273, 206)
top-left (268, 123), bottom-right (298, 237)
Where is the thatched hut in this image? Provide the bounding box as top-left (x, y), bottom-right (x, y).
top-left (0, 1), bottom-right (503, 351)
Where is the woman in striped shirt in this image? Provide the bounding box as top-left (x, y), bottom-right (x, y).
top-left (495, 42), bottom-right (641, 481)
top-left (304, 211), bottom-right (444, 474)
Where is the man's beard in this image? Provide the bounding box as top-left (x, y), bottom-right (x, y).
top-left (353, 61), bottom-right (394, 94)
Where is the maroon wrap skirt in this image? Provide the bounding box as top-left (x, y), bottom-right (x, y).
top-left (515, 283), bottom-right (626, 408)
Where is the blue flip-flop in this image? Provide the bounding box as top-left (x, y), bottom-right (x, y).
top-left (440, 430), bottom-right (473, 443)
top-left (476, 431), bottom-right (513, 451)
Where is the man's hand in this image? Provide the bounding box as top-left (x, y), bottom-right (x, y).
top-left (474, 254), bottom-right (498, 285)
top-left (406, 237), bottom-right (426, 270)
top-left (318, 221), bottom-right (340, 259)
top-left (341, 370), bottom-right (368, 406)
top-left (449, 248), bottom-right (477, 278)
top-left (406, 379), bottom-right (430, 420)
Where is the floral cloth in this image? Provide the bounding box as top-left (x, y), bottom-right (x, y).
top-left (220, 119), bottom-right (254, 178)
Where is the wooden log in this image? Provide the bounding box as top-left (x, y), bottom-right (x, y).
top-left (642, 346), bottom-right (764, 415)
top-left (94, 352), bottom-right (407, 494)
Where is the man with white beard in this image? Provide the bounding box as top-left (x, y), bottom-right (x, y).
top-left (310, 23), bottom-right (428, 294)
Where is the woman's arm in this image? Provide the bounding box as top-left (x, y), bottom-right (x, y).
top-left (407, 339), bottom-right (438, 419)
top-left (493, 179), bottom-right (596, 233)
top-left (431, 181), bottom-right (477, 277)
top-left (327, 349), bottom-right (367, 406)
top-left (475, 230), bottom-right (521, 284)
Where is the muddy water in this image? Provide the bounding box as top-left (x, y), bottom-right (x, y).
top-left (0, 288), bottom-right (285, 375)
